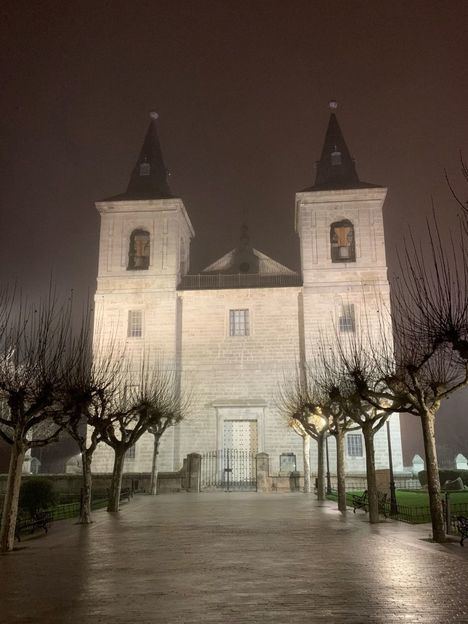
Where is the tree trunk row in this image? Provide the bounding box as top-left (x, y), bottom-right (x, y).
top-left (107, 449), bottom-right (125, 512)
top-left (316, 433), bottom-right (326, 501)
top-left (336, 429), bottom-right (347, 514)
top-left (0, 441), bottom-right (26, 552)
top-left (421, 411), bottom-right (445, 542)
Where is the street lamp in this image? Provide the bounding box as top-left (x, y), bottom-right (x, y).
top-left (386, 419), bottom-right (398, 515)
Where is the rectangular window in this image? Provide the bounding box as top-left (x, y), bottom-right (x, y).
top-left (229, 309), bottom-right (249, 336)
top-left (126, 444), bottom-right (136, 460)
top-left (127, 310), bottom-right (143, 338)
top-left (347, 434), bottom-right (363, 458)
top-left (339, 304), bottom-right (355, 333)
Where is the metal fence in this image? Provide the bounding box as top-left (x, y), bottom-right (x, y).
top-left (331, 477), bottom-right (421, 491)
top-left (0, 488), bottom-right (133, 525)
top-left (327, 490), bottom-right (468, 528)
top-left (179, 273), bottom-right (302, 291)
top-left (201, 449), bottom-right (257, 491)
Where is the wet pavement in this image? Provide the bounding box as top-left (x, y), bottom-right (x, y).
top-left (1, 492), bottom-right (468, 623)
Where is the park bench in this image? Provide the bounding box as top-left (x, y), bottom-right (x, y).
top-left (352, 490), bottom-right (368, 513)
top-left (378, 492), bottom-right (388, 518)
top-left (456, 516), bottom-right (468, 546)
top-left (107, 487), bottom-right (133, 503)
top-left (120, 487), bottom-right (132, 502)
top-left (352, 490), bottom-right (388, 517)
top-left (15, 511), bottom-right (53, 542)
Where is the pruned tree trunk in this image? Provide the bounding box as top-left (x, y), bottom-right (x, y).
top-left (362, 423), bottom-right (379, 523)
top-left (107, 448), bottom-right (125, 512)
top-left (316, 432), bottom-right (326, 501)
top-left (79, 451), bottom-right (93, 524)
top-left (421, 410), bottom-right (445, 542)
top-left (150, 436), bottom-right (160, 496)
top-left (0, 440), bottom-right (26, 552)
top-left (336, 429), bottom-right (347, 514)
top-left (303, 434), bottom-right (311, 493)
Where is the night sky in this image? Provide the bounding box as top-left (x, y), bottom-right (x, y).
top-left (1, 1), bottom-right (467, 462)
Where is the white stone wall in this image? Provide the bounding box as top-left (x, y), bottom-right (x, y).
top-left (174, 287), bottom-right (304, 474)
top-left (91, 186), bottom-right (404, 478)
top-left (91, 197), bottom-right (193, 474)
top-left (321, 413), bottom-right (404, 475)
top-left (295, 186), bottom-right (403, 474)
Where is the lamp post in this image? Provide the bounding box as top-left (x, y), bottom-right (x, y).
top-left (325, 435), bottom-right (332, 495)
top-left (386, 419), bottom-right (398, 515)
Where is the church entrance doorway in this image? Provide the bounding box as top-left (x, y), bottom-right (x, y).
top-left (201, 420), bottom-right (258, 491)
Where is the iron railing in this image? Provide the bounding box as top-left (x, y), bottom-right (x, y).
top-left (201, 449), bottom-right (257, 491)
top-left (0, 488), bottom-right (133, 525)
top-left (178, 273), bottom-right (302, 291)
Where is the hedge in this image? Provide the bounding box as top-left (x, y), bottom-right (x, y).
top-left (418, 469), bottom-right (468, 488)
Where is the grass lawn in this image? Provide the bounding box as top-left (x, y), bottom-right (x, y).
top-left (343, 489), bottom-right (468, 507)
top-left (329, 489), bottom-right (468, 524)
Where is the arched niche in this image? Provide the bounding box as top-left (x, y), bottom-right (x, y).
top-left (127, 229), bottom-right (150, 270)
top-left (330, 219), bottom-right (355, 263)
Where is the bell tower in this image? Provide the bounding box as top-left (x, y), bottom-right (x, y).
top-left (295, 102), bottom-right (403, 472)
top-left (295, 102), bottom-right (389, 348)
top-left (93, 112), bottom-right (194, 363)
top-left (296, 102), bottom-right (388, 288)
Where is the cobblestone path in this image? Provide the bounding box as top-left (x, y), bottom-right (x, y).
top-left (1, 492), bottom-right (468, 623)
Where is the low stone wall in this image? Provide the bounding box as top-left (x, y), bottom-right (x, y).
top-left (157, 453), bottom-right (202, 493)
top-left (0, 473), bottom-right (152, 495)
top-left (1, 457), bottom-right (418, 496)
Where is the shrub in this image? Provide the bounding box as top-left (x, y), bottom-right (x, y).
top-left (19, 478), bottom-right (57, 517)
top-left (418, 469), bottom-right (468, 488)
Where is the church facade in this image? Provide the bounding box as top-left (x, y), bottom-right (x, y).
top-left (91, 110), bottom-right (404, 478)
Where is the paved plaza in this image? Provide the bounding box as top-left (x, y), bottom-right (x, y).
top-left (1, 492), bottom-right (468, 623)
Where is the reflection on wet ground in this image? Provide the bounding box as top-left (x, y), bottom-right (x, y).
top-left (1, 492), bottom-right (468, 623)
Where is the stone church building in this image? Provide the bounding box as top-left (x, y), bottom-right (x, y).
top-left (91, 109), bottom-right (404, 480)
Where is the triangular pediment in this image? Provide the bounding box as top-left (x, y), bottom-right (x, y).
top-left (202, 248), bottom-right (297, 276)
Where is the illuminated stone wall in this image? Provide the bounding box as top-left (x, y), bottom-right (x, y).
top-left (90, 186), bottom-right (404, 476)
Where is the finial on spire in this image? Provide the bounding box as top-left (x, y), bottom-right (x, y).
top-left (149, 111), bottom-right (159, 120)
top-left (329, 100), bottom-right (338, 110)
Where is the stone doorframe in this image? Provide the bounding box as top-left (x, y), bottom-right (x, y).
top-left (211, 400), bottom-right (267, 453)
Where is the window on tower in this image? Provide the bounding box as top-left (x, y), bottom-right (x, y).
top-left (139, 161), bottom-right (151, 176)
top-left (330, 220), bottom-right (355, 263)
top-left (128, 229), bottom-right (150, 270)
top-left (229, 309), bottom-right (250, 336)
top-left (331, 147), bottom-right (342, 166)
top-left (127, 310), bottom-right (143, 338)
top-left (339, 303), bottom-right (355, 333)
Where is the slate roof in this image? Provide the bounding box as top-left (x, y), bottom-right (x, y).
top-left (202, 247), bottom-right (297, 276)
top-left (103, 113), bottom-right (174, 201)
top-left (302, 112), bottom-right (381, 192)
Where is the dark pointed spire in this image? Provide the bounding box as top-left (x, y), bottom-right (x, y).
top-left (104, 113), bottom-right (174, 201)
top-left (124, 112), bottom-right (173, 199)
top-left (305, 101), bottom-right (380, 191)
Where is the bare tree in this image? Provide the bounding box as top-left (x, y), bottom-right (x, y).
top-left (288, 417), bottom-right (311, 493)
top-left (103, 360), bottom-right (186, 510)
top-left (338, 298), bottom-right (468, 541)
top-left (57, 311), bottom-right (125, 524)
top-left (381, 206), bottom-right (468, 541)
top-left (329, 382), bottom-right (387, 523)
top-left (0, 292), bottom-right (70, 552)
top-left (148, 401), bottom-right (185, 496)
top-left (279, 370), bottom-right (328, 500)
top-left (446, 153), bottom-right (468, 235)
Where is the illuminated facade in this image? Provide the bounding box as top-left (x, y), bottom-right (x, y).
top-left (91, 111), bottom-right (403, 476)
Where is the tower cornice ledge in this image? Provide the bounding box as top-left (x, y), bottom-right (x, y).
top-left (296, 186), bottom-right (387, 205)
top-left (95, 197), bottom-right (195, 237)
